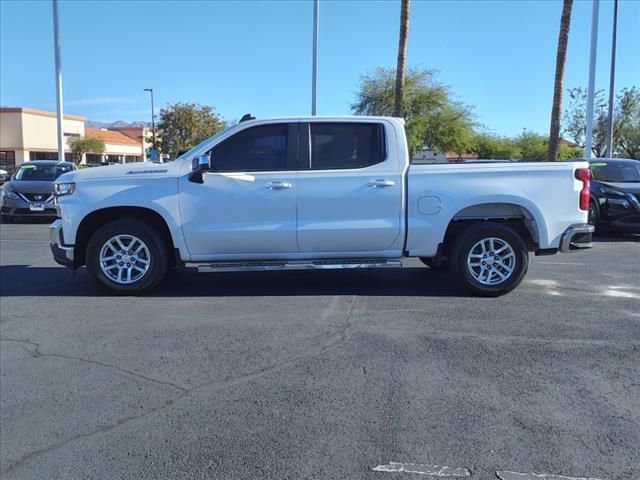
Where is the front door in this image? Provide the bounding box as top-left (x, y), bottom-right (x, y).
top-left (179, 123), bottom-right (299, 259)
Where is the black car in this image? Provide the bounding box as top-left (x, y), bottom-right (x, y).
top-left (588, 158), bottom-right (640, 233)
top-left (0, 160), bottom-right (75, 222)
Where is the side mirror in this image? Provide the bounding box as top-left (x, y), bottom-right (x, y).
top-left (188, 154), bottom-right (210, 184)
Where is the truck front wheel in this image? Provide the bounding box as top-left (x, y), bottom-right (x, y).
top-left (86, 219), bottom-right (168, 294)
top-left (450, 222), bottom-right (528, 297)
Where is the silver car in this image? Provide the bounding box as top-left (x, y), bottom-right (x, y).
top-left (0, 160), bottom-right (76, 222)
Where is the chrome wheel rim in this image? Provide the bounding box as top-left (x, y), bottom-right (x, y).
top-left (99, 234), bottom-right (151, 285)
top-left (466, 237), bottom-right (516, 286)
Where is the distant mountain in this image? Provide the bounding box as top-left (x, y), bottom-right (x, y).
top-left (86, 120), bottom-right (150, 129)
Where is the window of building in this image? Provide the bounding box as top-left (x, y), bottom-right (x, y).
top-left (309, 123), bottom-right (386, 170)
top-left (86, 154), bottom-right (103, 165)
top-left (29, 151), bottom-right (73, 161)
top-left (124, 155), bottom-right (142, 163)
top-left (0, 151), bottom-right (16, 175)
top-left (105, 155), bottom-right (123, 164)
top-left (63, 132), bottom-right (80, 137)
top-left (211, 124), bottom-right (291, 172)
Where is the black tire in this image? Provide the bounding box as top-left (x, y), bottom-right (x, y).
top-left (449, 222), bottom-right (528, 297)
top-left (85, 218), bottom-right (168, 294)
top-left (419, 256), bottom-right (449, 271)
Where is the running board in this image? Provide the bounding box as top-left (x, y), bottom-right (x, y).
top-left (194, 258), bottom-right (402, 273)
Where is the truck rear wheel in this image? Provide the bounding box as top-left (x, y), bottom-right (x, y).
top-left (450, 222), bottom-right (528, 297)
top-left (86, 219), bottom-right (168, 294)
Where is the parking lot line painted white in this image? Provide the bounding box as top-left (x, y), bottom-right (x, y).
top-left (603, 286), bottom-right (640, 299)
top-left (372, 462), bottom-right (470, 476)
top-left (495, 471), bottom-right (606, 480)
top-left (528, 279), bottom-right (564, 296)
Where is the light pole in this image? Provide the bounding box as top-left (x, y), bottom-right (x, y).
top-left (585, 0), bottom-right (599, 159)
top-left (311, 0), bottom-right (319, 115)
top-left (52, 0), bottom-right (65, 163)
top-left (143, 88), bottom-right (156, 159)
top-left (606, 0), bottom-right (618, 158)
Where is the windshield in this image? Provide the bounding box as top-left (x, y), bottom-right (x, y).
top-left (590, 161), bottom-right (640, 183)
top-left (15, 163), bottom-right (74, 181)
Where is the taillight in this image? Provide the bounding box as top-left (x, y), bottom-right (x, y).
top-left (575, 168), bottom-right (591, 211)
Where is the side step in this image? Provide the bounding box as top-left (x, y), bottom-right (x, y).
top-left (194, 258), bottom-right (403, 273)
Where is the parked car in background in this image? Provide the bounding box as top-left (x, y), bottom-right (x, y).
top-left (0, 168), bottom-right (9, 185)
top-left (51, 116), bottom-right (593, 296)
top-left (1, 161), bottom-right (76, 222)
top-left (588, 159), bottom-right (640, 233)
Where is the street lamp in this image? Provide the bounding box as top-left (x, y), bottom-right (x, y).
top-left (143, 88), bottom-right (156, 159)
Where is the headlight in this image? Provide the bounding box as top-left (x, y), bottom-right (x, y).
top-left (601, 187), bottom-right (631, 207)
top-left (54, 182), bottom-right (76, 197)
top-left (2, 186), bottom-right (20, 200)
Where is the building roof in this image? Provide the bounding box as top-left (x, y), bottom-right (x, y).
top-left (0, 106), bottom-right (85, 121)
top-left (85, 128), bottom-right (142, 146)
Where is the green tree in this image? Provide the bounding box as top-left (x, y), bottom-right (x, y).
top-left (156, 102), bottom-right (226, 159)
top-left (515, 132), bottom-right (548, 161)
top-left (562, 87), bottom-right (608, 157)
top-left (393, 0), bottom-right (411, 118)
top-left (469, 133), bottom-right (520, 160)
top-left (67, 136), bottom-right (106, 165)
top-left (562, 86), bottom-right (640, 158)
top-left (547, 0), bottom-right (573, 161)
top-left (616, 87), bottom-right (640, 159)
top-left (352, 67), bottom-right (475, 155)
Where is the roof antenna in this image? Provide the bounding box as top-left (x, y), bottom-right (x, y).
top-left (239, 113), bottom-right (255, 122)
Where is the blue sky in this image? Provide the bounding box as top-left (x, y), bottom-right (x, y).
top-left (1, 0), bottom-right (638, 136)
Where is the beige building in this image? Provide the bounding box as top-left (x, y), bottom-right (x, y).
top-left (0, 107), bottom-right (147, 173)
top-left (84, 128), bottom-right (145, 165)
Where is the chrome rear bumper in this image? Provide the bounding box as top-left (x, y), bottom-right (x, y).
top-left (559, 223), bottom-right (594, 253)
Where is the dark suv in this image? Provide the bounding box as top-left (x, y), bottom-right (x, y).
top-left (0, 160), bottom-right (75, 222)
top-left (588, 158), bottom-right (640, 233)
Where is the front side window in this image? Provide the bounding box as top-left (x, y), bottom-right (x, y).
top-left (211, 124), bottom-right (291, 172)
top-left (309, 123), bottom-right (386, 170)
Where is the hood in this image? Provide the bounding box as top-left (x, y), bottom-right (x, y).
top-left (62, 161), bottom-right (183, 182)
top-left (8, 179), bottom-right (56, 194)
top-left (596, 180), bottom-right (640, 195)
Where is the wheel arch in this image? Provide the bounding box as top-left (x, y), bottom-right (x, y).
top-left (441, 202), bottom-right (544, 256)
top-left (74, 206), bottom-right (177, 268)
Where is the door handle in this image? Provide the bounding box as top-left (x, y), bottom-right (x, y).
top-left (368, 179), bottom-right (395, 187)
top-left (265, 181), bottom-right (293, 189)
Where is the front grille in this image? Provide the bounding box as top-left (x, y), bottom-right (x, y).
top-left (21, 192), bottom-right (52, 202)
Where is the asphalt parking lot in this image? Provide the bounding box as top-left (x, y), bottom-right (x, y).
top-left (1, 221), bottom-right (639, 480)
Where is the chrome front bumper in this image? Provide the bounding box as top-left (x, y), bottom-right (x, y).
top-left (559, 223), bottom-right (595, 253)
top-left (50, 219), bottom-right (75, 268)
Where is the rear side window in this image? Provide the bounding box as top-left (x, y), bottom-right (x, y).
top-left (211, 124), bottom-right (292, 172)
top-left (309, 123), bottom-right (386, 170)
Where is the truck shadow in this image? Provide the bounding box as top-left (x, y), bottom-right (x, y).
top-left (0, 265), bottom-right (471, 298)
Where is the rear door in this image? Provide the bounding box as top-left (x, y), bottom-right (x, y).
top-left (179, 123), bottom-right (299, 258)
top-left (296, 121), bottom-right (403, 255)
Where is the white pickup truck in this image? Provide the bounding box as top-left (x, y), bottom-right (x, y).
top-left (50, 116), bottom-right (594, 296)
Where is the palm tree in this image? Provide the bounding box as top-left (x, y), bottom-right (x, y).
top-left (393, 0), bottom-right (411, 118)
top-left (547, 0), bottom-right (573, 161)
